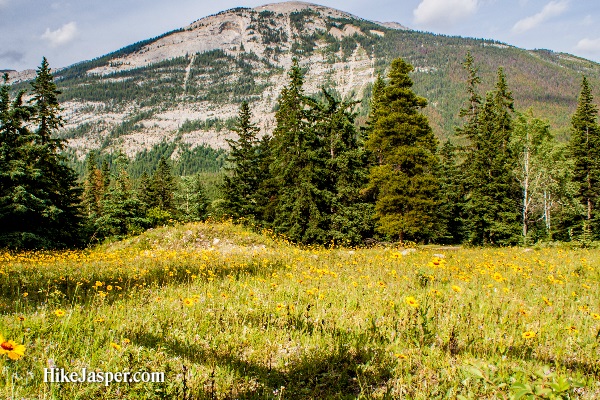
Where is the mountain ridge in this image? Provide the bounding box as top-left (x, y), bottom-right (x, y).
top-left (7, 1), bottom-right (600, 160)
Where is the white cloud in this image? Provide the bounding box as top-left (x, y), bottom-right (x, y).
top-left (41, 21), bottom-right (78, 47)
top-left (512, 1), bottom-right (569, 34)
top-left (413, 0), bottom-right (479, 29)
top-left (575, 38), bottom-right (600, 54)
top-left (0, 0), bottom-right (9, 8)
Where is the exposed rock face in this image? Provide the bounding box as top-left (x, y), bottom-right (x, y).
top-left (49, 1), bottom-right (390, 158)
top-left (7, 1), bottom-right (599, 161)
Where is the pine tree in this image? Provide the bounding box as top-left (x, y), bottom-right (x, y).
top-left (0, 60), bottom-right (82, 248)
top-left (456, 52), bottom-right (482, 142)
top-left (312, 89), bottom-right (373, 244)
top-left (82, 151), bottom-right (104, 218)
top-left (269, 59), bottom-right (330, 243)
top-left (253, 134), bottom-right (277, 224)
top-left (0, 74), bottom-right (33, 247)
top-left (464, 68), bottom-right (521, 245)
top-left (222, 101), bottom-right (261, 221)
top-left (95, 155), bottom-right (146, 238)
top-left (365, 58), bottom-right (440, 242)
top-left (137, 172), bottom-right (154, 213)
top-left (101, 160), bottom-right (111, 189)
top-left (187, 174), bottom-right (210, 221)
top-left (151, 156), bottom-right (177, 213)
top-left (569, 76), bottom-right (600, 238)
top-left (436, 140), bottom-right (466, 244)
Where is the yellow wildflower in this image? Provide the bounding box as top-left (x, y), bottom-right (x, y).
top-left (0, 335), bottom-right (25, 360)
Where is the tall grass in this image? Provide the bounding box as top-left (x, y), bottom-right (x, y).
top-left (1, 221), bottom-right (599, 398)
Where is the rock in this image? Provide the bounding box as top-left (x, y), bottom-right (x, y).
top-left (212, 238), bottom-right (220, 245)
top-left (401, 248), bottom-right (417, 256)
top-left (433, 253), bottom-right (445, 258)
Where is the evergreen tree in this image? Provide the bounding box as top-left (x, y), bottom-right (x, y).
top-left (456, 52), bottom-right (482, 142)
top-left (269, 59), bottom-right (330, 243)
top-left (0, 60), bottom-right (82, 249)
top-left (362, 73), bottom-right (386, 150)
top-left (95, 155), bottom-right (146, 238)
top-left (101, 160), bottom-right (111, 189)
top-left (436, 140), bottom-right (466, 244)
top-left (222, 101), bottom-right (261, 221)
top-left (137, 171), bottom-right (154, 213)
top-left (312, 89), bottom-right (373, 244)
top-left (463, 68), bottom-right (521, 245)
top-left (177, 174), bottom-right (210, 221)
top-left (151, 156), bottom-right (177, 213)
top-left (0, 75), bottom-right (32, 247)
top-left (253, 134), bottom-right (277, 224)
top-left (365, 58), bottom-right (440, 242)
top-left (569, 76), bottom-right (600, 238)
top-left (81, 151), bottom-right (104, 218)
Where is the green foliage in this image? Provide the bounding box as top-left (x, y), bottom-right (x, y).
top-left (0, 60), bottom-right (83, 249)
top-left (269, 59), bottom-right (330, 243)
top-left (312, 89), bottom-right (374, 244)
top-left (436, 140), bottom-right (467, 243)
top-left (150, 156), bottom-right (178, 213)
top-left (462, 362), bottom-right (584, 400)
top-left (222, 101), bottom-right (262, 221)
top-left (569, 76), bottom-right (600, 238)
top-left (461, 65), bottom-right (522, 246)
top-left (365, 58), bottom-right (441, 242)
top-left (175, 174), bottom-right (210, 222)
top-left (93, 155), bottom-right (148, 239)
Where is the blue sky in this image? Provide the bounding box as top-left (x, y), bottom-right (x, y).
top-left (1, 0), bottom-right (600, 71)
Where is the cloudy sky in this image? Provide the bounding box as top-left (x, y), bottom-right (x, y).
top-left (1, 0), bottom-right (600, 71)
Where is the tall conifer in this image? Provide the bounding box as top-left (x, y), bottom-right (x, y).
top-left (464, 68), bottom-right (521, 245)
top-left (0, 59), bottom-right (82, 248)
top-left (222, 101), bottom-right (261, 221)
top-left (365, 58), bottom-right (440, 242)
top-left (270, 59), bottom-right (329, 243)
top-left (569, 76), bottom-right (600, 237)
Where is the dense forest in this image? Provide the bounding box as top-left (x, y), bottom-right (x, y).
top-left (1, 54), bottom-right (599, 249)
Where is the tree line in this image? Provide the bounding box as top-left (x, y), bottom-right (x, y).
top-left (221, 55), bottom-right (600, 246)
top-left (1, 55), bottom-right (599, 249)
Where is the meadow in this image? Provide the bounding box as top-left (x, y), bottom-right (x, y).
top-left (1, 221), bottom-right (599, 399)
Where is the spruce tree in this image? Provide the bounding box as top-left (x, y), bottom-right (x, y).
top-left (437, 140), bottom-right (466, 244)
top-left (82, 151), bottom-right (104, 218)
top-left (456, 52), bottom-right (482, 142)
top-left (365, 58), bottom-right (440, 242)
top-left (151, 156), bottom-right (177, 213)
top-left (312, 89), bottom-right (373, 244)
top-left (269, 59), bottom-right (330, 243)
top-left (569, 76), bottom-right (600, 238)
top-left (0, 75), bottom-right (32, 247)
top-left (137, 171), bottom-right (154, 213)
top-left (463, 68), bottom-right (521, 245)
top-left (253, 134), bottom-right (277, 224)
top-left (96, 155), bottom-right (146, 238)
top-left (222, 101), bottom-right (261, 221)
top-left (0, 60), bottom-right (82, 248)
top-left (187, 174), bottom-right (210, 221)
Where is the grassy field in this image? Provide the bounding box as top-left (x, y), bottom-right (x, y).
top-left (1, 221), bottom-right (599, 399)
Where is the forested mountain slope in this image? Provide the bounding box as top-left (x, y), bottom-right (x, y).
top-left (9, 1), bottom-right (600, 158)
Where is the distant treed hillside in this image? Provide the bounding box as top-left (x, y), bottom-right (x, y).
top-left (11, 1), bottom-right (600, 160)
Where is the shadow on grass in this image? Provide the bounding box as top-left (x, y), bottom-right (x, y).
top-left (131, 321), bottom-right (395, 400)
top-left (446, 339), bottom-right (600, 377)
top-left (0, 258), bottom-right (288, 314)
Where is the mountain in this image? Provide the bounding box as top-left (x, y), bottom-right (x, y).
top-left (8, 1), bottom-right (600, 161)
